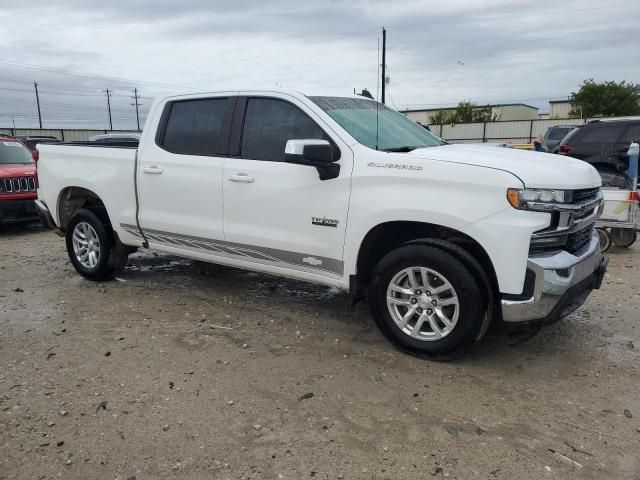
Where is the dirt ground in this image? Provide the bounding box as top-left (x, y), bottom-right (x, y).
top-left (1, 225), bottom-right (639, 480)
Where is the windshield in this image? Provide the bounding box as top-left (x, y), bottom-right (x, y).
top-left (309, 96), bottom-right (446, 151)
top-left (0, 140), bottom-right (33, 164)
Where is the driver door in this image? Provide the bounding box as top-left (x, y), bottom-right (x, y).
top-left (222, 95), bottom-right (352, 278)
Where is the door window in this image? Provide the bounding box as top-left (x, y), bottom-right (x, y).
top-left (620, 123), bottom-right (640, 144)
top-left (577, 124), bottom-right (623, 144)
top-left (241, 98), bottom-right (331, 161)
top-left (160, 98), bottom-right (228, 156)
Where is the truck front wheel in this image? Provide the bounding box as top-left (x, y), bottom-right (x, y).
top-left (65, 209), bottom-right (129, 281)
top-left (369, 244), bottom-right (485, 358)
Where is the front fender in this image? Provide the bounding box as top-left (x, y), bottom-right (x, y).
top-left (344, 153), bottom-right (544, 294)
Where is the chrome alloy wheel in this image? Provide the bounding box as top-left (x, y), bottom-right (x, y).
top-left (72, 221), bottom-right (101, 269)
top-left (386, 266), bottom-right (460, 341)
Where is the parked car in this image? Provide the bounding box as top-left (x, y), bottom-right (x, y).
top-left (543, 125), bottom-right (579, 153)
top-left (0, 137), bottom-right (39, 226)
top-left (88, 133), bottom-right (141, 143)
top-left (15, 136), bottom-right (60, 152)
top-left (558, 119), bottom-right (640, 176)
top-left (36, 91), bottom-right (607, 357)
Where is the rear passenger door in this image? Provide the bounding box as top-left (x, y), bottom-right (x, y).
top-left (572, 123), bottom-right (621, 164)
top-left (613, 122), bottom-right (640, 170)
top-left (137, 96), bottom-right (235, 246)
top-left (222, 94), bottom-right (353, 279)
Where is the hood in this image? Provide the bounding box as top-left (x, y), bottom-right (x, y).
top-left (407, 144), bottom-right (601, 189)
top-left (0, 163), bottom-right (36, 177)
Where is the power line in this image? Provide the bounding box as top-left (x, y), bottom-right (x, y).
top-left (0, 79), bottom-right (155, 99)
top-left (0, 96), bottom-right (150, 114)
top-left (0, 58), bottom-right (201, 92)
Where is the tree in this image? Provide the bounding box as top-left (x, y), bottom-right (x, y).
top-left (429, 102), bottom-right (500, 124)
top-left (472, 104), bottom-right (499, 122)
top-left (429, 110), bottom-right (455, 124)
top-left (569, 79), bottom-right (640, 118)
top-left (455, 101), bottom-right (475, 123)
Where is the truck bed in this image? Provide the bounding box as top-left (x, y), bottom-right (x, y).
top-left (36, 143), bottom-right (139, 229)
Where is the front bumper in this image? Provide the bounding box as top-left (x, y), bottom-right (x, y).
top-left (501, 233), bottom-right (607, 324)
top-left (0, 198), bottom-right (39, 224)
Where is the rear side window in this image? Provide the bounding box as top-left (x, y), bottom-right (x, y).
top-left (161, 98), bottom-right (227, 155)
top-left (547, 127), bottom-right (572, 141)
top-left (620, 123), bottom-right (640, 143)
top-left (241, 98), bottom-right (330, 161)
top-left (576, 124), bottom-right (623, 144)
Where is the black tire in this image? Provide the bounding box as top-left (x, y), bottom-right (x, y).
top-left (596, 228), bottom-right (611, 252)
top-left (369, 244), bottom-right (485, 358)
top-left (610, 228), bottom-right (637, 248)
top-left (65, 208), bottom-right (128, 281)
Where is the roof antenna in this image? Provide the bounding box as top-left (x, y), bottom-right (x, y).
top-left (375, 35), bottom-right (380, 151)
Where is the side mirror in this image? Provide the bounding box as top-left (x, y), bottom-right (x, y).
top-left (284, 139), bottom-right (339, 180)
top-left (285, 139), bottom-right (333, 163)
top-left (32, 150), bottom-right (39, 162)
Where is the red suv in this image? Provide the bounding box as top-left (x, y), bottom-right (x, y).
top-left (0, 136), bottom-right (39, 226)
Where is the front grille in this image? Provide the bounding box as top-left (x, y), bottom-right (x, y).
top-left (572, 187), bottom-right (599, 203)
top-left (0, 176), bottom-right (36, 194)
top-left (565, 225), bottom-right (594, 254)
top-left (529, 187), bottom-right (600, 256)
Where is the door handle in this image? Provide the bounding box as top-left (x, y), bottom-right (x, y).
top-left (227, 173), bottom-right (254, 183)
top-left (143, 166), bottom-right (164, 175)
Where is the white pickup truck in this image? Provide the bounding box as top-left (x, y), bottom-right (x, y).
top-left (36, 90), bottom-right (608, 356)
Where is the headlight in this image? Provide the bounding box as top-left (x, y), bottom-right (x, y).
top-left (507, 188), bottom-right (571, 209)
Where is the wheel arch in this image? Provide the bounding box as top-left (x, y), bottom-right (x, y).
top-left (57, 186), bottom-right (112, 232)
top-left (353, 221), bottom-right (499, 304)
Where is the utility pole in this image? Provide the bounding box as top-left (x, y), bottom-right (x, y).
top-left (381, 27), bottom-right (386, 105)
top-left (34, 81), bottom-right (42, 128)
top-left (103, 89), bottom-right (113, 130)
top-left (131, 88), bottom-right (141, 131)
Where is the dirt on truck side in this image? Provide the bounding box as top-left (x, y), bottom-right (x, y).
top-left (1, 225), bottom-right (639, 479)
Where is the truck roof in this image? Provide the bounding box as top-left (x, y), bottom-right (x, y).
top-left (158, 89), bottom-right (368, 102)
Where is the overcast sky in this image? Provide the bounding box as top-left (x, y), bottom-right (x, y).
top-left (0, 0), bottom-right (638, 129)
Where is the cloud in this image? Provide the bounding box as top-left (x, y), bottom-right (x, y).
top-left (0, 0), bottom-right (638, 128)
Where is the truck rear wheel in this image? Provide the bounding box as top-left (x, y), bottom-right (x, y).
top-left (65, 209), bottom-right (128, 281)
top-left (369, 244), bottom-right (485, 358)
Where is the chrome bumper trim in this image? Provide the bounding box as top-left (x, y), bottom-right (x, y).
top-left (501, 233), bottom-right (604, 323)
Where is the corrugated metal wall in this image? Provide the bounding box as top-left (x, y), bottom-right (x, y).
top-left (0, 129), bottom-right (135, 142)
top-left (430, 114), bottom-right (640, 144)
top-left (428, 117), bottom-right (595, 143)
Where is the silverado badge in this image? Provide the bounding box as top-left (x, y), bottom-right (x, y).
top-left (312, 217), bottom-right (339, 228)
